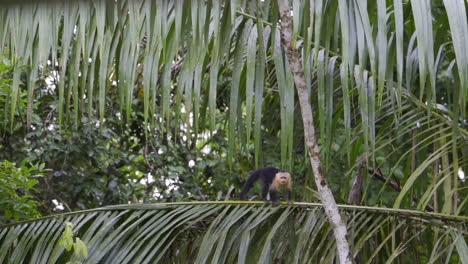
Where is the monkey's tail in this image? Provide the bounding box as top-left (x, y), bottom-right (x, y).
top-left (239, 171), bottom-right (260, 200)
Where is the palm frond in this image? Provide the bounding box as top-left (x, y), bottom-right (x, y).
top-left (0, 202), bottom-right (466, 263)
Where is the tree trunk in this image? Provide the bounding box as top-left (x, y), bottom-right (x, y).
top-left (277, 2), bottom-right (352, 263)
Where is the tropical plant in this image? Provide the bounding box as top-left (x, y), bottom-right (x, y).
top-left (0, 160), bottom-right (45, 223)
top-left (59, 221), bottom-right (88, 263)
top-left (0, 203), bottom-right (467, 263)
top-left (0, 0), bottom-right (467, 262)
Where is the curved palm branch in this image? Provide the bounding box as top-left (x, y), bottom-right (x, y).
top-left (1, 1), bottom-right (466, 212)
top-left (0, 202), bottom-right (466, 263)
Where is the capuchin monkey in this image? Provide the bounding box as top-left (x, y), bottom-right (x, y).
top-left (239, 167), bottom-right (292, 206)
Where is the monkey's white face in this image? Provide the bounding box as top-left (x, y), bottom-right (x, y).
top-left (277, 172), bottom-right (290, 185)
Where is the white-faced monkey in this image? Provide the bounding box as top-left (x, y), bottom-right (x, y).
top-left (239, 167), bottom-right (292, 205)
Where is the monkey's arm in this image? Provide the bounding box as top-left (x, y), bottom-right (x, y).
top-left (270, 190), bottom-right (280, 206)
top-left (286, 188), bottom-right (293, 203)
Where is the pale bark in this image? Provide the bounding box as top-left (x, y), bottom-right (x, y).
top-left (277, 1), bottom-right (352, 263)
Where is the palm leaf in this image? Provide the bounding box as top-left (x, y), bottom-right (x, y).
top-left (0, 202), bottom-right (466, 263)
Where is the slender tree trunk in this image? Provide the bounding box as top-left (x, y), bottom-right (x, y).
top-left (277, 2), bottom-right (352, 263)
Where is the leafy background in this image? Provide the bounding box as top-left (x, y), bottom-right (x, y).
top-left (0, 0), bottom-right (467, 262)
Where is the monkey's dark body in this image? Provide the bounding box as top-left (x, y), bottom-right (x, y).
top-left (239, 167), bottom-right (292, 205)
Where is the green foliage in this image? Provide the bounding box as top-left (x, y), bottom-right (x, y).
top-left (0, 0), bottom-right (466, 219)
top-left (0, 160), bottom-right (45, 223)
top-left (0, 58), bottom-right (12, 96)
top-left (0, 57), bottom-right (30, 131)
top-left (0, 58), bottom-right (14, 128)
top-left (0, 47), bottom-right (251, 213)
top-left (0, 203), bottom-right (466, 263)
top-left (59, 222), bottom-right (74, 251)
top-left (0, 2), bottom-right (467, 262)
top-left (59, 221), bottom-right (88, 264)
top-left (0, 105), bottom-right (246, 213)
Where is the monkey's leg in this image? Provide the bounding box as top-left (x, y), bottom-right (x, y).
top-left (262, 183), bottom-right (270, 205)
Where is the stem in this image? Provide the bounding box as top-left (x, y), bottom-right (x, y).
top-left (276, 1), bottom-right (352, 263)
